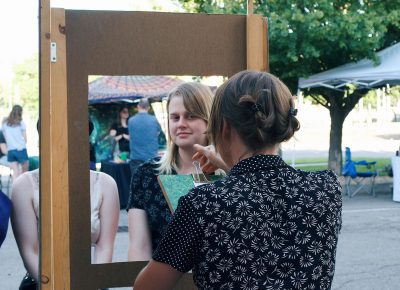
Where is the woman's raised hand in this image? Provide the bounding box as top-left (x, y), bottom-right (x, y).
top-left (192, 144), bottom-right (229, 173)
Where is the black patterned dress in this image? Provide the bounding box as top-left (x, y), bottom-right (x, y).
top-left (126, 158), bottom-right (174, 251)
top-left (154, 155), bottom-right (343, 290)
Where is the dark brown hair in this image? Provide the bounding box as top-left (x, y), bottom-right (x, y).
top-left (6, 105), bottom-right (23, 126)
top-left (208, 70), bottom-right (300, 151)
top-left (117, 105), bottom-right (130, 124)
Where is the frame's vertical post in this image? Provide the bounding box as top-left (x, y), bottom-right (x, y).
top-left (246, 1), bottom-right (269, 71)
top-left (247, 0), bottom-right (254, 15)
top-left (50, 8), bottom-right (71, 289)
top-left (39, 0), bottom-right (53, 289)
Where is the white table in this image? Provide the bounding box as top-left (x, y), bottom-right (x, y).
top-left (391, 156), bottom-right (400, 202)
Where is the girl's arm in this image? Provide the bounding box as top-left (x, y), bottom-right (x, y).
top-left (110, 128), bottom-right (123, 142)
top-left (10, 174), bottom-right (39, 279)
top-left (23, 130), bottom-right (27, 143)
top-left (0, 142), bottom-right (7, 155)
top-left (134, 260), bottom-right (183, 290)
top-left (128, 208), bottom-right (152, 261)
top-left (93, 174), bottom-right (120, 264)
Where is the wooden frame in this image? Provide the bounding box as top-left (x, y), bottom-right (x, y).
top-left (40, 3), bottom-right (268, 289)
top-left (39, 0), bottom-right (52, 289)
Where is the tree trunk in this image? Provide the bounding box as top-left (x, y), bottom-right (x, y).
top-left (310, 88), bottom-right (368, 175)
top-left (328, 109), bottom-right (346, 175)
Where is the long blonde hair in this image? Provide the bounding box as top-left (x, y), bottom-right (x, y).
top-left (157, 82), bottom-right (213, 174)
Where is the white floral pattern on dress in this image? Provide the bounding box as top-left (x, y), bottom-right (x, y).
top-left (127, 158), bottom-right (173, 251)
top-left (154, 155), bottom-right (342, 290)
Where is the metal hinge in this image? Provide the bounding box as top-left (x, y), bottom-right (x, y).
top-left (50, 42), bottom-right (57, 63)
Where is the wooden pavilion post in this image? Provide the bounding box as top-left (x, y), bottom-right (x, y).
top-left (39, 0), bottom-right (53, 289)
top-left (246, 0), bottom-right (269, 71)
top-left (49, 8), bottom-right (71, 289)
top-left (40, 3), bottom-right (71, 289)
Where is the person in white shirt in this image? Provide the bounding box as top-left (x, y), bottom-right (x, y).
top-left (1, 105), bottom-right (29, 179)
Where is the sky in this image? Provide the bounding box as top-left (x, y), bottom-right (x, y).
top-left (0, 0), bottom-right (182, 79)
top-left (0, 1), bottom-right (39, 79)
top-left (0, 0), bottom-right (184, 155)
top-left (0, 0), bottom-right (222, 95)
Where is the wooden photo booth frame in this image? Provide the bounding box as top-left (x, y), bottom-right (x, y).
top-left (40, 2), bottom-right (268, 289)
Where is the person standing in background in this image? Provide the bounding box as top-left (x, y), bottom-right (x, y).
top-left (128, 98), bottom-right (161, 174)
top-left (1, 105), bottom-right (29, 180)
top-left (109, 105), bottom-right (130, 158)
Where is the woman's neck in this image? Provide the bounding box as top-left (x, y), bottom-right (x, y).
top-left (120, 118), bottom-right (127, 127)
top-left (236, 146), bottom-right (279, 163)
top-left (176, 147), bottom-right (197, 174)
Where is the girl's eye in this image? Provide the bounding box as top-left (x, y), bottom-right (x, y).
top-left (170, 115), bottom-right (179, 121)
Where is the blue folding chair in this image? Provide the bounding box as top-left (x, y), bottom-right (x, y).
top-left (342, 147), bottom-right (377, 197)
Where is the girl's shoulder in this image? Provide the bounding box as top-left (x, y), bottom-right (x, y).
top-left (90, 170), bottom-right (118, 192)
top-left (91, 170), bottom-right (114, 183)
top-left (11, 170), bottom-right (38, 201)
top-left (141, 157), bottom-right (162, 170)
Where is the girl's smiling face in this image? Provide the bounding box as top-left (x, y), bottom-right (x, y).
top-left (168, 96), bottom-right (208, 150)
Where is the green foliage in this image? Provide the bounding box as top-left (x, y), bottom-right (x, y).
top-left (179, 0), bottom-right (400, 91)
top-left (13, 54), bottom-right (39, 117)
top-left (391, 86), bottom-right (400, 99)
top-left (357, 86), bottom-right (400, 110)
top-left (179, 0), bottom-right (400, 173)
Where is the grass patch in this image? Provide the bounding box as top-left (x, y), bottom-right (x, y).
top-left (284, 157), bottom-right (392, 176)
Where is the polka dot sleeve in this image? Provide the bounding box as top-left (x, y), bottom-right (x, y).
top-left (153, 193), bottom-right (202, 273)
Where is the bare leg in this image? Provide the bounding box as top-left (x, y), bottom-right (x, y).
top-left (10, 162), bottom-right (21, 180)
top-left (21, 160), bottom-right (29, 174)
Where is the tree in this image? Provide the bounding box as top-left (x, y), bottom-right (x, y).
top-left (13, 54), bottom-right (39, 118)
top-left (179, 0), bottom-right (400, 174)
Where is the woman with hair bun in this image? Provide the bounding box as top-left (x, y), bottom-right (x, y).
top-left (134, 70), bottom-right (342, 290)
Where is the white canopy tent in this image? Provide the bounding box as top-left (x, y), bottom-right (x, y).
top-left (298, 42), bottom-right (400, 90)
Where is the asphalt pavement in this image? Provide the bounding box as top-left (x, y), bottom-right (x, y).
top-left (331, 185), bottom-right (400, 290)
top-left (1, 180), bottom-right (399, 289)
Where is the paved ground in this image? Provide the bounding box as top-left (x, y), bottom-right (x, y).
top-left (1, 179), bottom-right (398, 289)
top-left (1, 108), bottom-right (399, 288)
top-left (332, 187), bottom-right (400, 290)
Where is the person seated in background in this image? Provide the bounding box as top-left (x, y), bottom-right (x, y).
top-left (0, 130), bottom-right (10, 168)
top-left (11, 121), bottom-right (120, 288)
top-left (134, 70), bottom-right (342, 290)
